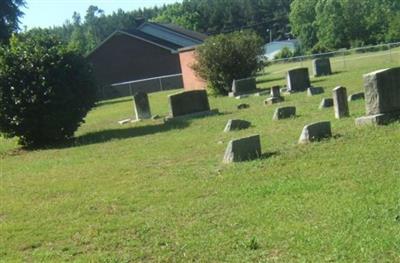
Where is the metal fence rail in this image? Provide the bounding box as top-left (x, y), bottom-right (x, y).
top-left (100, 73), bottom-right (183, 100)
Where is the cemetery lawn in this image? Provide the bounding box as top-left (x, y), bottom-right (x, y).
top-left (1, 50), bottom-right (399, 262)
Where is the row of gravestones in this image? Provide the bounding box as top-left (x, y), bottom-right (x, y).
top-left (229, 57), bottom-right (332, 98)
top-left (224, 66), bottom-right (400, 163)
top-left (128, 67), bottom-right (399, 163)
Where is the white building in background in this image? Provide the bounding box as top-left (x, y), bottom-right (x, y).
top-left (264, 39), bottom-right (299, 60)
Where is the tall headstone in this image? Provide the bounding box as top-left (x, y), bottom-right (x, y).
top-left (298, 121), bottom-right (332, 144)
top-left (133, 92), bottom-right (151, 120)
top-left (356, 67), bottom-right (400, 125)
top-left (333, 86), bottom-right (349, 119)
top-left (313, 58), bottom-right (332, 77)
top-left (265, 85), bottom-right (284, 105)
top-left (270, 85), bottom-right (281, 98)
top-left (229, 77), bottom-right (257, 97)
top-left (223, 135), bottom-right (262, 163)
top-left (168, 90), bottom-right (211, 118)
top-left (286, 68), bottom-right (311, 92)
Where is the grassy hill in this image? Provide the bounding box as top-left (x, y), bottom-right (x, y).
top-left (1, 49), bottom-right (399, 262)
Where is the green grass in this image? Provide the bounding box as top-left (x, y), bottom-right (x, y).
top-left (1, 49), bottom-right (400, 262)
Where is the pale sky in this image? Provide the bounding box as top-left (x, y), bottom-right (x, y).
top-left (21, 0), bottom-right (182, 29)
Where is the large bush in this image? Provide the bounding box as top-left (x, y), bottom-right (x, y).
top-left (192, 31), bottom-right (264, 95)
top-left (0, 32), bottom-right (96, 147)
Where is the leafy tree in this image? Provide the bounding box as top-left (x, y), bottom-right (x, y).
top-left (289, 0), bottom-right (318, 50)
top-left (0, 32), bottom-right (96, 147)
top-left (192, 30), bottom-right (264, 95)
top-left (0, 0), bottom-right (25, 43)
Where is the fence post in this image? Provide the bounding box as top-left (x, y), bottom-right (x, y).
top-left (388, 43), bottom-right (392, 62)
top-left (342, 50), bottom-right (346, 70)
top-left (159, 78), bottom-right (163, 91)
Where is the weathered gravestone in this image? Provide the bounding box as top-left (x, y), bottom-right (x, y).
top-left (313, 58), bottom-right (332, 77)
top-left (265, 85), bottom-right (284, 105)
top-left (229, 77), bottom-right (257, 97)
top-left (333, 86), bottom-right (349, 119)
top-left (223, 135), bottom-right (262, 163)
top-left (307, 87), bottom-right (324, 96)
top-left (286, 68), bottom-right (311, 92)
top-left (356, 67), bottom-right (400, 125)
top-left (298, 121), bottom-right (332, 144)
top-left (133, 92), bottom-right (151, 120)
top-left (168, 90), bottom-right (211, 118)
top-left (224, 119), bottom-right (251, 132)
top-left (319, 98), bottom-right (334, 109)
top-left (273, 106), bottom-right (296, 120)
top-left (348, 92), bottom-right (365, 101)
top-left (270, 86), bottom-right (281, 98)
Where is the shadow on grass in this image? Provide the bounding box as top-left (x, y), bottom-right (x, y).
top-left (74, 120), bottom-right (189, 147)
top-left (95, 97), bottom-right (132, 107)
top-left (260, 151), bottom-right (280, 160)
top-left (256, 76), bottom-right (285, 85)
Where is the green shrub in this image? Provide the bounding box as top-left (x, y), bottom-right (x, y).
top-left (192, 30), bottom-right (264, 95)
top-left (274, 47), bottom-right (294, 59)
top-left (0, 32), bottom-right (96, 147)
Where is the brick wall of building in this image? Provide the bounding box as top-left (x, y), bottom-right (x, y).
top-left (178, 48), bottom-right (206, 91)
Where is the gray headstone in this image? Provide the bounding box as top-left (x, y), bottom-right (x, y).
top-left (333, 86), bottom-right (349, 119)
top-left (168, 90), bottom-right (211, 118)
top-left (319, 98), bottom-right (334, 109)
top-left (133, 92), bottom-right (151, 120)
top-left (313, 58), bottom-right (332, 77)
top-left (363, 68), bottom-right (400, 115)
top-left (264, 96), bottom-right (284, 105)
top-left (223, 135), bottom-right (262, 163)
top-left (356, 67), bottom-right (400, 125)
top-left (298, 121), bottom-right (332, 144)
top-left (270, 86), bottom-right (281, 98)
top-left (286, 68), bottom-right (311, 92)
top-left (348, 92), bottom-right (365, 101)
top-left (230, 77), bottom-right (257, 96)
top-left (273, 106), bottom-right (296, 120)
top-left (307, 87), bottom-right (324, 96)
top-left (224, 119), bottom-right (251, 132)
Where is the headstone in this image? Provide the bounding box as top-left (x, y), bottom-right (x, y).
top-left (168, 90), bottom-right (211, 118)
top-left (313, 58), bottom-right (332, 77)
top-left (319, 98), bottom-right (334, 109)
top-left (298, 121), bottom-right (332, 144)
top-left (348, 92), bottom-right (365, 101)
top-left (273, 106), bottom-right (296, 120)
top-left (265, 85), bottom-right (284, 105)
top-left (133, 92), bottom-right (151, 120)
top-left (333, 86), bottom-right (349, 119)
top-left (286, 68), bottom-right (311, 92)
top-left (356, 67), bottom-right (400, 125)
top-left (270, 86), bottom-right (281, 98)
top-left (229, 77), bottom-right (257, 96)
top-left (224, 119), bottom-right (251, 132)
top-left (237, 103), bottom-right (250, 110)
top-left (223, 135), bottom-right (262, 163)
top-left (307, 87), bottom-right (324, 96)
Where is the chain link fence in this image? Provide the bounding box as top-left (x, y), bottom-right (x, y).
top-left (99, 73), bottom-right (183, 100)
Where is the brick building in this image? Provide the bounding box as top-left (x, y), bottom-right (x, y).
top-left (87, 22), bottom-right (207, 99)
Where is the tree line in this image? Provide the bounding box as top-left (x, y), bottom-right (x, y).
top-left (1, 0), bottom-right (400, 55)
